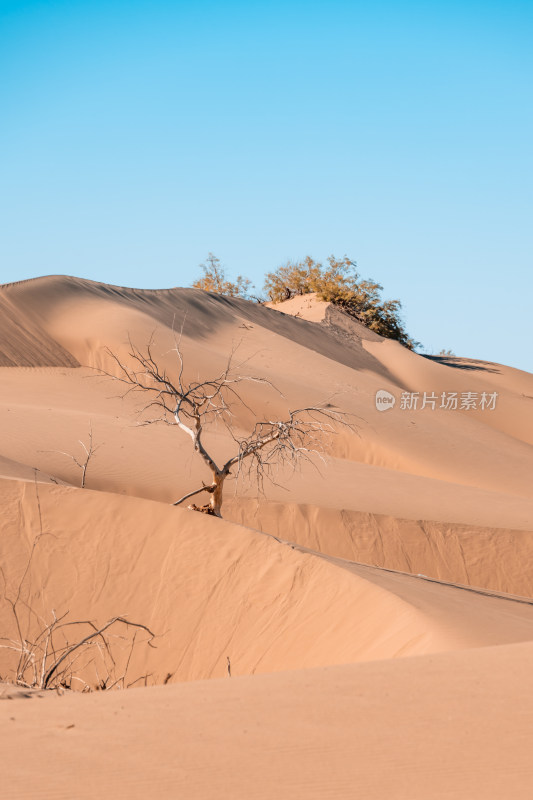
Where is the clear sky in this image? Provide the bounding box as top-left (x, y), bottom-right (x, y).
top-left (1, 0), bottom-right (532, 370)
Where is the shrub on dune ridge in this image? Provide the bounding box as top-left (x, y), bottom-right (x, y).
top-left (192, 252), bottom-right (252, 299)
top-left (192, 252), bottom-right (419, 349)
top-left (264, 255), bottom-right (418, 350)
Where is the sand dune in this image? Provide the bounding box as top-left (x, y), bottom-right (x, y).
top-left (4, 477), bottom-right (533, 690)
top-left (3, 641), bottom-right (533, 799)
top-left (1, 275), bottom-right (533, 797)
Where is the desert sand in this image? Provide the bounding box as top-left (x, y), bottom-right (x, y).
top-left (1, 276), bottom-right (533, 798)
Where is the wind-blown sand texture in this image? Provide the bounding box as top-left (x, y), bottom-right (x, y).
top-left (1, 276), bottom-right (532, 798)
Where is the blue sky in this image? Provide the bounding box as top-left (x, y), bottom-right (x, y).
top-left (1, 0), bottom-right (532, 369)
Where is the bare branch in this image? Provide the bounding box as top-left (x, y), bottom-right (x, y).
top-left (42, 617), bottom-right (157, 690)
top-left (41, 423), bottom-right (101, 488)
top-left (173, 483), bottom-right (215, 507)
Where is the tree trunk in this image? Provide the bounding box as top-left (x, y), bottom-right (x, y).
top-left (209, 472), bottom-right (226, 516)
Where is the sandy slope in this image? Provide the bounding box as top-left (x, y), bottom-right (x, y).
top-left (1, 363), bottom-right (533, 593)
top-left (225, 496), bottom-right (533, 596)
top-left (3, 641), bottom-right (533, 799)
top-left (3, 477), bottom-right (533, 689)
top-left (0, 289), bottom-right (79, 368)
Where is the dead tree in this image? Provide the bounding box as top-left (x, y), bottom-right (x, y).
top-left (44, 423), bottom-right (100, 489)
top-left (101, 336), bottom-right (350, 517)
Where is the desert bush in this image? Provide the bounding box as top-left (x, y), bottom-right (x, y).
top-left (264, 255), bottom-right (418, 349)
top-left (192, 252), bottom-right (252, 299)
top-left (263, 256), bottom-right (322, 301)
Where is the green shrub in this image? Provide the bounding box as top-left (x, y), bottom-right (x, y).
top-left (192, 253), bottom-right (252, 299)
top-left (264, 255), bottom-right (418, 349)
